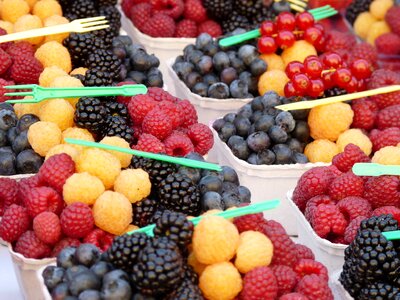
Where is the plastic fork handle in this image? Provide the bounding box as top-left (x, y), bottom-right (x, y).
top-left (352, 163), bottom-right (400, 176)
top-left (219, 29), bottom-right (261, 48)
top-left (42, 85), bottom-right (147, 99)
top-left (0, 23), bottom-right (73, 43)
top-left (382, 231), bottom-right (400, 241)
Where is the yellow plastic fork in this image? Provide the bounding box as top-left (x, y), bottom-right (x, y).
top-left (275, 0), bottom-right (308, 12)
top-left (0, 16), bottom-right (109, 44)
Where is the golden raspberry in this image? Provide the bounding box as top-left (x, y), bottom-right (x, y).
top-left (259, 53), bottom-right (285, 71)
top-left (258, 70), bottom-right (289, 96)
top-left (372, 146), bottom-right (400, 165)
top-left (76, 148), bottom-right (121, 189)
top-left (234, 231), bottom-right (273, 273)
top-left (25, 0), bottom-right (38, 9)
top-left (63, 172), bottom-right (105, 206)
top-left (1, 0), bottom-right (30, 23)
top-left (99, 136), bottom-right (132, 168)
top-left (193, 215), bottom-right (240, 264)
top-left (304, 139), bottom-right (340, 163)
top-left (281, 40), bottom-right (317, 66)
top-left (14, 14), bottom-right (44, 45)
top-left (199, 262), bottom-right (242, 300)
top-left (114, 169), bottom-right (151, 203)
top-left (70, 67), bottom-right (88, 76)
top-left (370, 0), bottom-right (393, 20)
top-left (39, 66), bottom-right (68, 87)
top-left (308, 103), bottom-right (354, 141)
top-left (35, 41), bottom-right (72, 73)
top-left (45, 144), bottom-right (80, 162)
top-left (188, 251), bottom-right (207, 275)
top-left (33, 0), bottom-right (62, 21)
top-left (367, 21), bottom-right (390, 45)
top-left (336, 128), bottom-right (372, 156)
top-left (43, 15), bottom-right (69, 43)
top-left (354, 12), bottom-right (377, 39)
top-left (50, 75), bottom-right (83, 106)
top-left (0, 20), bottom-right (14, 33)
top-left (14, 97), bottom-right (42, 118)
top-left (62, 127), bottom-right (94, 152)
top-left (39, 98), bottom-right (74, 131)
top-left (28, 121), bottom-right (62, 156)
top-left (92, 191), bottom-right (132, 235)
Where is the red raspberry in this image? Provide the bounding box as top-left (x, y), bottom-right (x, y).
top-left (130, 3), bottom-right (153, 31)
top-left (116, 81), bottom-right (136, 106)
top-left (175, 19), bottom-right (198, 38)
top-left (134, 133), bottom-right (166, 153)
top-left (295, 274), bottom-right (333, 300)
top-left (0, 78), bottom-right (15, 103)
top-left (83, 228), bottom-right (114, 252)
top-left (271, 265), bottom-right (298, 296)
top-left (0, 28), bottom-right (11, 51)
top-left (6, 41), bottom-right (35, 58)
top-left (133, 125), bottom-right (143, 140)
top-left (344, 216), bottom-right (365, 244)
top-left (14, 230), bottom-right (51, 259)
top-left (142, 108), bottom-right (173, 140)
top-left (33, 211), bottom-right (61, 245)
top-left (385, 5), bottom-right (400, 36)
top-left (198, 20), bottom-right (223, 37)
top-left (376, 104), bottom-right (400, 130)
top-left (17, 174), bottom-right (41, 205)
top-left (233, 212), bottom-right (265, 233)
top-left (142, 13), bottom-right (176, 37)
top-left (25, 187), bottom-right (63, 218)
top-left (364, 175), bottom-right (400, 208)
top-left (38, 153), bottom-right (75, 194)
top-left (327, 165), bottom-right (343, 178)
top-left (328, 172), bottom-right (364, 202)
top-left (52, 237), bottom-right (80, 257)
top-left (0, 178), bottom-right (18, 209)
top-left (336, 196), bottom-right (372, 221)
top-left (331, 235), bottom-right (346, 244)
top-left (370, 127), bottom-right (400, 152)
top-left (128, 94), bottom-right (158, 125)
top-left (304, 195), bottom-right (333, 224)
top-left (164, 132), bottom-right (194, 156)
top-left (122, 0), bottom-right (135, 17)
top-left (0, 48), bottom-right (12, 75)
top-left (280, 293), bottom-right (309, 300)
top-left (184, 0), bottom-right (207, 23)
top-left (60, 202), bottom-right (94, 239)
top-left (10, 55), bottom-right (43, 84)
top-left (187, 123), bottom-right (213, 155)
top-left (351, 42), bottom-right (378, 66)
top-left (325, 31), bottom-right (356, 52)
top-left (292, 167), bottom-right (335, 211)
top-left (295, 244), bottom-right (315, 261)
top-left (158, 100), bottom-right (183, 128)
top-left (177, 99), bottom-right (198, 128)
top-left (293, 259), bottom-right (329, 282)
top-left (372, 206), bottom-right (400, 223)
top-left (312, 204), bottom-right (348, 238)
top-left (152, 0), bottom-right (184, 19)
top-left (332, 143), bottom-right (371, 173)
top-left (0, 204), bottom-right (30, 243)
top-left (351, 98), bottom-right (378, 131)
top-left (264, 219), bottom-right (287, 235)
top-left (375, 33), bottom-right (400, 55)
top-left (367, 69), bottom-right (400, 109)
top-left (147, 87), bottom-right (176, 102)
top-left (240, 266), bottom-right (278, 300)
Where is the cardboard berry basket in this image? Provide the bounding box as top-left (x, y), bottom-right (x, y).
top-left (287, 190), bottom-right (347, 274)
top-left (330, 270), bottom-right (354, 300)
top-left (38, 265), bottom-right (53, 300)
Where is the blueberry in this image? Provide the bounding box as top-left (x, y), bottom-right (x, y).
top-left (199, 175), bottom-right (223, 194)
top-left (257, 149), bottom-right (276, 165)
top-left (148, 54), bottom-right (160, 68)
top-left (90, 261), bottom-right (114, 279)
top-left (174, 55), bottom-right (184, 64)
top-left (250, 110), bottom-right (263, 123)
top-left (51, 283), bottom-right (69, 300)
top-left (203, 42), bottom-right (218, 56)
top-left (187, 50), bottom-right (204, 65)
top-left (286, 96), bottom-right (309, 120)
top-left (222, 192), bottom-right (241, 208)
top-left (208, 82), bottom-right (230, 99)
top-left (78, 290), bottom-right (101, 300)
top-left (130, 52), bottom-right (151, 71)
top-left (233, 116), bottom-right (251, 137)
top-left (0, 151), bottom-right (16, 175)
top-left (221, 165), bottom-right (239, 184)
top-left (42, 266), bottom-right (65, 291)
top-left (220, 67), bottom-right (238, 85)
top-left (268, 125), bottom-right (288, 143)
top-left (16, 149), bottom-right (42, 174)
top-left (238, 71), bottom-right (258, 94)
top-left (230, 138), bottom-right (250, 160)
top-left (114, 36), bottom-right (133, 48)
top-left (250, 58), bottom-right (267, 76)
top-left (200, 170), bottom-right (224, 181)
top-left (0, 109), bottom-right (18, 131)
top-left (57, 247), bottom-right (77, 269)
top-left (132, 293), bottom-right (157, 300)
top-left (292, 121), bottom-right (310, 143)
top-left (218, 122), bottom-right (236, 142)
top-left (227, 135), bottom-right (244, 148)
top-left (237, 104), bottom-right (253, 119)
top-left (273, 0), bottom-right (291, 13)
top-left (69, 271), bottom-right (101, 296)
top-left (173, 62), bottom-right (194, 80)
top-left (0, 129), bottom-right (6, 147)
top-left (112, 47), bottom-right (126, 60)
top-left (212, 52), bottom-right (230, 72)
top-left (261, 91), bottom-right (281, 108)
top-left (292, 152), bottom-right (308, 164)
top-left (195, 33), bottom-right (213, 50)
top-left (230, 56), bottom-right (246, 74)
top-left (272, 144), bottom-right (293, 164)
top-left (183, 44), bottom-right (196, 58)
top-left (223, 113), bottom-right (236, 123)
top-left (126, 44), bottom-right (145, 57)
top-left (275, 111), bottom-right (296, 133)
top-left (128, 71), bottom-right (146, 84)
top-left (103, 270), bottom-right (130, 284)
top-left (203, 73), bottom-right (218, 85)
top-left (65, 265), bottom-right (90, 282)
top-left (147, 67), bottom-right (162, 78)
top-left (192, 82), bottom-right (208, 97)
top-left (238, 45), bottom-right (258, 66)
top-left (0, 103), bottom-right (14, 112)
top-left (222, 181), bottom-right (239, 193)
top-left (101, 279), bottom-right (132, 300)
top-left (238, 186), bottom-right (251, 203)
top-left (184, 72), bottom-right (202, 89)
top-left (0, 146), bottom-right (12, 154)
top-left (197, 56), bottom-right (213, 75)
top-left (230, 79), bottom-right (249, 99)
top-left (212, 119), bottom-right (226, 132)
top-left (65, 296), bottom-right (78, 300)
top-left (12, 131), bottom-right (30, 154)
top-left (74, 244), bottom-right (101, 267)
top-left (146, 74), bottom-right (163, 87)
top-left (246, 131), bottom-right (270, 152)
top-left (286, 138), bottom-right (304, 153)
top-left (185, 152), bottom-right (205, 161)
top-left (254, 114), bottom-right (275, 132)
top-left (178, 166), bottom-right (201, 183)
top-left (247, 153), bottom-right (258, 165)
top-left (201, 191), bottom-right (224, 211)
top-left (251, 97), bottom-right (264, 111)
top-left (118, 65), bottom-right (128, 81)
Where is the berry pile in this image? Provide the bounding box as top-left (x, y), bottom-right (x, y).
top-left (173, 33), bottom-right (267, 98)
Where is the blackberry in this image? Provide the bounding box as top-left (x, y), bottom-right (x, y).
top-left (222, 12), bottom-right (250, 34)
top-left (183, 264), bottom-right (199, 285)
top-left (98, 5), bottom-right (121, 37)
top-left (234, 0), bottom-right (267, 19)
top-left (71, 74), bottom-right (86, 83)
top-left (150, 209), bottom-right (171, 224)
top-left (132, 237), bottom-right (184, 296)
top-left (87, 49), bottom-right (122, 79)
top-left (132, 198), bottom-right (158, 227)
top-left (345, 0), bottom-right (373, 24)
top-left (92, 27), bottom-right (115, 48)
top-left (166, 279), bottom-right (204, 300)
top-left (203, 0), bottom-right (234, 20)
top-left (252, 7), bottom-right (277, 27)
top-left (74, 97), bottom-right (107, 135)
top-left (65, 0), bottom-right (98, 20)
top-left (322, 87), bottom-right (348, 98)
top-left (105, 101), bottom-right (129, 119)
top-left (106, 233), bottom-right (149, 273)
top-left (158, 173), bottom-right (201, 216)
top-left (359, 283), bottom-right (399, 300)
top-left (131, 157), bottom-right (177, 188)
top-left (84, 68), bottom-right (113, 87)
top-left (102, 116), bottom-right (134, 144)
top-left (360, 214), bottom-right (398, 232)
top-left (97, 0), bottom-right (118, 7)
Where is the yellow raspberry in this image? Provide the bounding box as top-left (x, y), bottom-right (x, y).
top-left (63, 172), bottom-right (105, 206)
top-left (281, 40), bottom-right (317, 66)
top-left (13, 14), bottom-right (44, 45)
top-left (304, 139), bottom-right (340, 163)
top-left (50, 75), bottom-right (83, 106)
top-left (367, 21), bottom-right (391, 45)
top-left (114, 169), bottom-right (151, 203)
top-left (45, 144), bottom-right (80, 162)
top-left (99, 136), bottom-right (132, 168)
top-left (0, 21), bottom-right (14, 33)
top-left (33, 0), bottom-right (62, 21)
top-left (14, 97), bottom-right (42, 118)
top-left (354, 12), bottom-right (377, 39)
top-left (199, 262), bottom-right (242, 300)
top-left (1, 0), bottom-right (30, 23)
top-left (188, 252), bottom-right (207, 275)
top-left (234, 231), bottom-right (273, 274)
top-left (39, 98), bottom-right (74, 131)
top-left (28, 121), bottom-right (62, 156)
top-left (76, 148), bottom-right (121, 189)
top-left (35, 41), bottom-right (72, 73)
top-left (39, 66), bottom-right (68, 87)
top-left (193, 215), bottom-right (240, 265)
top-left (372, 146), bottom-right (400, 165)
top-left (123, 224), bottom-right (139, 234)
top-left (92, 191), bottom-right (132, 235)
top-left (43, 15), bottom-right (69, 43)
top-left (308, 103), bottom-right (354, 141)
top-left (62, 127), bottom-right (94, 152)
top-left (258, 70), bottom-right (289, 96)
top-left (70, 67), bottom-right (88, 76)
top-left (369, 0), bottom-right (393, 20)
top-left (336, 128), bottom-right (372, 156)
top-left (25, 0), bottom-right (38, 9)
top-left (259, 53), bottom-right (285, 71)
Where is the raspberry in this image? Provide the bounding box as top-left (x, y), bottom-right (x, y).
top-left (344, 216), bottom-right (365, 244)
top-left (10, 55), bottom-right (43, 84)
top-left (312, 204), bottom-right (348, 238)
top-left (158, 100), bottom-right (183, 128)
top-left (177, 99), bottom-right (198, 128)
top-left (100, 136), bottom-right (132, 169)
top-left (39, 98), bottom-right (74, 131)
top-left (370, 127), bottom-right (400, 152)
top-left (142, 108), bottom-right (173, 140)
top-left (164, 132), bottom-right (195, 156)
top-left (240, 266), bottom-right (278, 300)
top-left (33, 0), bottom-right (62, 21)
top-left (187, 123), bottom-right (214, 155)
top-left (385, 5), bottom-right (400, 35)
top-left (332, 143), bottom-right (371, 173)
top-left (295, 244), bottom-right (315, 261)
top-left (271, 265), bottom-right (297, 296)
top-left (147, 87), bottom-right (176, 102)
top-left (367, 69), bottom-right (400, 109)
top-left (142, 13), bottom-right (176, 37)
top-left (376, 104), bottom-right (400, 130)
top-left (293, 259), bottom-right (329, 282)
top-left (17, 175), bottom-right (41, 205)
top-left (51, 237), bottom-right (80, 257)
top-left (233, 212), bottom-right (265, 233)
top-left (304, 195), bottom-right (333, 224)
top-left (351, 98), bottom-right (378, 131)
top-left (0, 78), bottom-right (15, 103)
top-left (33, 211), bottom-right (61, 245)
top-left (303, 139), bottom-right (339, 163)
top-left (375, 32), bottom-right (400, 55)
top-left (152, 0), bottom-right (184, 19)
top-left (116, 81), bottom-right (136, 106)
top-left (14, 14), bottom-right (44, 45)
top-left (60, 202), bottom-right (94, 239)
top-left (0, 48), bottom-right (12, 75)
top-left (295, 274), bottom-right (333, 300)
top-left (128, 94), bottom-right (157, 125)
top-left (184, 0), bottom-right (207, 23)
top-left (373, 145), bottom-right (400, 165)
top-left (372, 206), bottom-right (400, 223)
top-left (325, 30), bottom-right (356, 52)
top-left (0, 178), bottom-right (18, 208)
top-left (35, 41), bottom-right (72, 73)
top-left (38, 153), bottom-right (75, 194)
top-left (337, 196), bottom-right (371, 222)
top-left (6, 41), bottom-right (35, 58)
top-left (175, 19), bottom-right (198, 38)
top-left (280, 293), bottom-right (309, 300)
top-left (28, 121), bottom-right (62, 157)
top-left (0, 28), bottom-right (12, 51)
top-left (14, 230), bottom-right (51, 259)
top-left (1, 0), bottom-right (30, 23)
top-left (0, 204), bottom-right (30, 243)
top-left (130, 3), bottom-right (153, 32)
top-left (122, 0), bottom-right (136, 17)
top-left (327, 165), bottom-right (343, 178)
top-left (364, 175), bottom-right (400, 208)
top-left (49, 75), bottom-right (83, 107)
top-left (350, 42), bottom-right (378, 66)
top-left (328, 172), bottom-right (364, 202)
top-left (25, 187), bottom-right (63, 218)
top-left (114, 169), bottom-right (151, 203)
top-left (198, 20), bottom-right (223, 37)
top-left (83, 228), bottom-right (114, 252)
top-left (134, 133), bottom-right (166, 153)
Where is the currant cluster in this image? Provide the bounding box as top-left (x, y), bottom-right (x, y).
top-left (257, 11), bottom-right (326, 54)
top-left (283, 53), bottom-right (372, 98)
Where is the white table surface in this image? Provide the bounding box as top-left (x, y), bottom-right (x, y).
top-left (0, 246), bottom-right (23, 300)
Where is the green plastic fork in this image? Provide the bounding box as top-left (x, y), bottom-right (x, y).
top-left (382, 231), bottom-right (400, 241)
top-left (128, 199), bottom-right (281, 236)
top-left (352, 163), bottom-right (400, 177)
top-left (218, 5), bottom-right (338, 47)
top-left (5, 84), bottom-right (148, 104)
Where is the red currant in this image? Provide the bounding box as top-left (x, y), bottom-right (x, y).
top-left (321, 71), bottom-right (334, 89)
top-left (276, 12), bottom-right (296, 31)
top-left (292, 73), bottom-right (311, 94)
top-left (276, 30), bottom-right (295, 49)
top-left (314, 35), bottom-right (326, 52)
top-left (304, 56), bottom-right (323, 79)
top-left (258, 36), bottom-right (277, 54)
top-left (285, 61), bottom-right (305, 79)
top-left (307, 78), bottom-right (325, 98)
top-left (350, 59), bottom-right (372, 80)
top-left (358, 79), bottom-right (367, 91)
top-left (295, 12), bottom-right (314, 31)
top-left (333, 68), bottom-right (352, 88)
top-left (322, 52), bottom-right (343, 69)
top-left (303, 27), bottom-right (323, 45)
top-left (284, 82), bottom-right (297, 97)
top-left (345, 76), bottom-right (358, 93)
top-left (260, 21), bottom-right (276, 36)
top-left (314, 23), bottom-right (325, 33)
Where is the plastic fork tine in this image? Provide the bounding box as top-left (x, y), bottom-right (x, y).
top-left (288, 0), bottom-right (307, 8)
top-left (4, 91), bottom-right (33, 97)
top-left (81, 20), bottom-right (109, 27)
top-left (80, 25), bottom-right (110, 32)
top-left (4, 84), bottom-right (35, 90)
top-left (308, 5), bottom-right (330, 12)
top-left (77, 16), bottom-right (106, 23)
